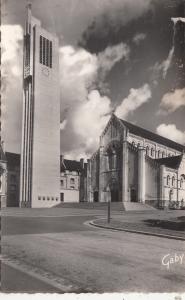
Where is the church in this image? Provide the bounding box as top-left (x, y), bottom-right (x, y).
top-left (87, 114), bottom-right (185, 209)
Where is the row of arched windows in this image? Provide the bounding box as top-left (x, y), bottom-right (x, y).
top-left (131, 141), bottom-right (174, 158)
top-left (166, 175), bottom-right (184, 188)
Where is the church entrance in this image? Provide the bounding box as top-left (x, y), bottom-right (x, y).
top-left (130, 188), bottom-right (137, 202)
top-left (111, 189), bottom-right (119, 202)
top-left (93, 191), bottom-right (99, 202)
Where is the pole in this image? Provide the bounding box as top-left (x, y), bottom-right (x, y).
top-left (107, 199), bottom-right (110, 223)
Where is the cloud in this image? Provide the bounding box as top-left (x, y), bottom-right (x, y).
top-left (159, 88), bottom-right (185, 114)
top-left (59, 43), bottom-right (129, 158)
top-left (1, 25), bottom-right (23, 64)
top-left (115, 83), bottom-right (152, 119)
top-left (133, 33), bottom-right (146, 45)
top-left (72, 90), bottom-right (112, 151)
top-left (152, 46), bottom-right (174, 81)
top-left (80, 0), bottom-right (153, 43)
top-left (98, 43), bottom-right (130, 75)
top-left (1, 25), bottom-right (23, 152)
top-left (59, 43), bottom-right (129, 109)
top-left (171, 17), bottom-right (185, 24)
top-left (156, 124), bottom-right (185, 145)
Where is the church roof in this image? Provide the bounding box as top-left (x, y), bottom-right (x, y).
top-left (61, 158), bottom-right (82, 173)
top-left (155, 155), bottom-right (182, 169)
top-left (119, 119), bottom-right (185, 152)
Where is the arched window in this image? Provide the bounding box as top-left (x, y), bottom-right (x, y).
top-left (108, 149), bottom-right (117, 170)
top-left (70, 178), bottom-right (75, 185)
top-left (158, 150), bottom-right (161, 158)
top-left (151, 148), bottom-right (154, 157)
top-left (146, 146), bottom-right (149, 155)
top-left (180, 177), bottom-right (183, 188)
top-left (172, 176), bottom-right (175, 187)
top-left (162, 151), bottom-right (165, 158)
top-left (112, 150), bottom-right (117, 169)
top-left (167, 175), bottom-right (170, 186)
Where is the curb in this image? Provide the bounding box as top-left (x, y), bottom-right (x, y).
top-left (89, 220), bottom-right (185, 241)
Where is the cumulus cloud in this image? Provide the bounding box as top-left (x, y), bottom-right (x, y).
top-left (133, 33), bottom-right (146, 45)
top-left (156, 124), bottom-right (185, 145)
top-left (60, 43), bottom-right (130, 158)
top-left (115, 83), bottom-right (152, 119)
top-left (1, 25), bottom-right (23, 152)
top-left (159, 88), bottom-right (185, 114)
top-left (72, 90), bottom-right (112, 150)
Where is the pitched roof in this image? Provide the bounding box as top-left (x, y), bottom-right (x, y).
top-left (61, 158), bottom-right (82, 172)
top-left (5, 152), bottom-right (20, 167)
top-left (155, 155), bottom-right (182, 169)
top-left (119, 118), bottom-right (185, 152)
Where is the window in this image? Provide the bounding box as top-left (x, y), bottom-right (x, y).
top-left (146, 146), bottom-right (149, 155)
top-left (39, 36), bottom-right (42, 63)
top-left (60, 180), bottom-right (64, 187)
top-left (158, 150), bottom-right (161, 158)
top-left (151, 148), bottom-right (154, 157)
top-left (180, 177), bottom-right (183, 188)
top-left (43, 196), bottom-right (45, 200)
top-left (56, 197), bottom-right (58, 201)
top-left (38, 196), bottom-right (41, 200)
top-left (52, 197), bottom-right (54, 201)
top-left (49, 41), bottom-right (52, 68)
top-left (132, 141), bottom-right (135, 147)
top-left (162, 151), bottom-right (165, 158)
top-left (47, 197), bottom-right (50, 201)
top-left (167, 175), bottom-right (170, 186)
top-left (137, 143), bottom-right (140, 148)
top-left (39, 36), bottom-right (52, 68)
top-left (24, 34), bottom-right (30, 67)
top-left (70, 178), bottom-right (75, 185)
top-left (172, 176), bottom-right (175, 187)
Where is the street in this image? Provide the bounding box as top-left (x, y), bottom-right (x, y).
top-left (1, 207), bottom-right (185, 293)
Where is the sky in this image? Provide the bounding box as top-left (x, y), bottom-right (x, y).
top-left (1, 0), bottom-right (185, 159)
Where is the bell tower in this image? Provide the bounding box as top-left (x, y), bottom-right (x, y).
top-left (20, 4), bottom-right (60, 207)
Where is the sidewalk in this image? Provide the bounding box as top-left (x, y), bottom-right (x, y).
top-left (91, 212), bottom-right (185, 240)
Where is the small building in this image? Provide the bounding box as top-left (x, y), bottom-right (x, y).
top-left (60, 156), bottom-right (87, 203)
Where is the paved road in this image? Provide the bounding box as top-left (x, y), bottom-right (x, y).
top-left (1, 263), bottom-right (61, 293)
top-left (1, 208), bottom-right (185, 293)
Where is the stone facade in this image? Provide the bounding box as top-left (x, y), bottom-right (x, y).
top-left (87, 114), bottom-right (185, 208)
top-left (20, 5), bottom-right (60, 208)
top-left (60, 157), bottom-right (87, 203)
